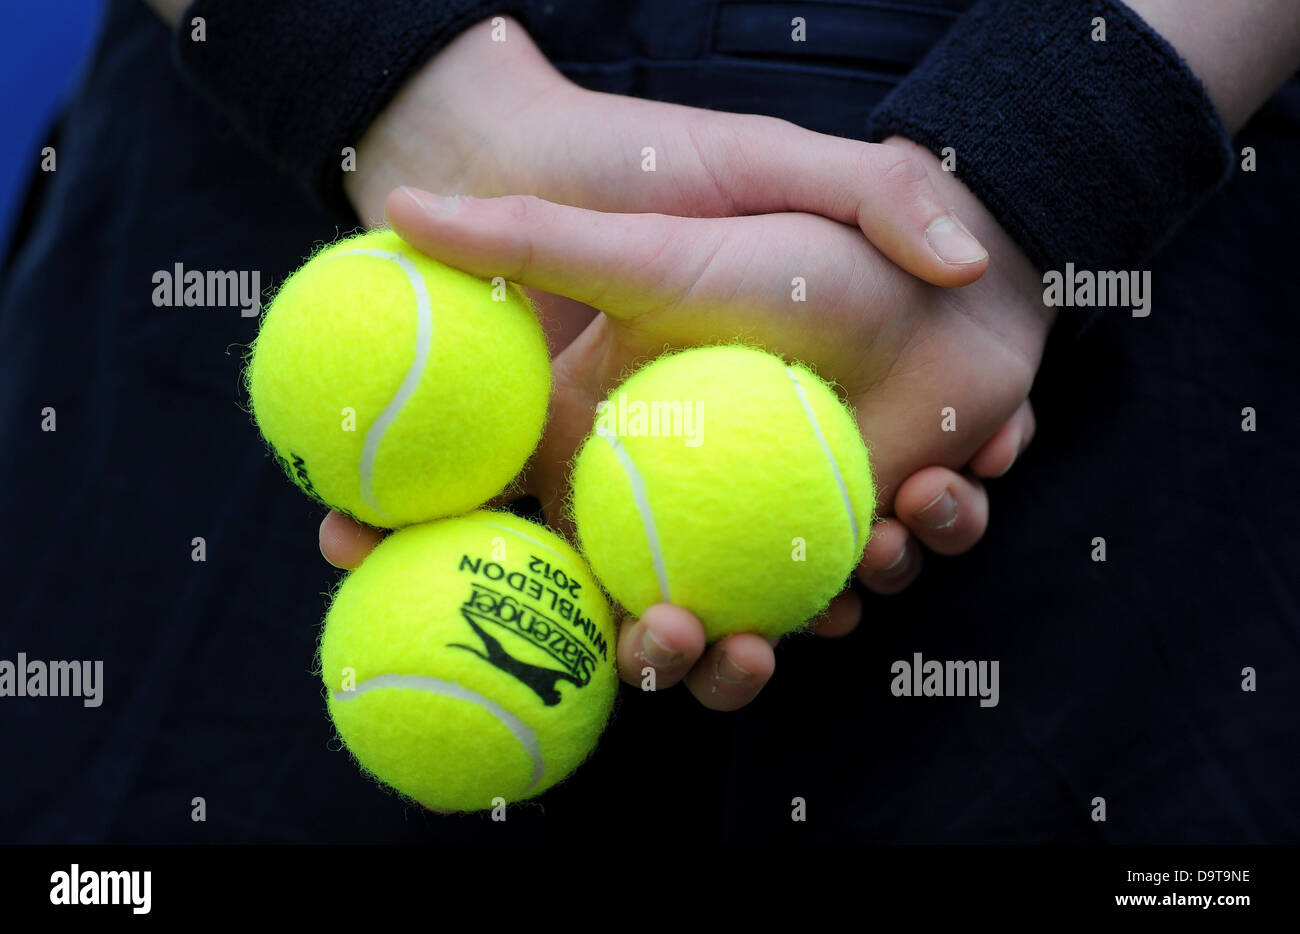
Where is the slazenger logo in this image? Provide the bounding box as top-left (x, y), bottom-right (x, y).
top-left (455, 582), bottom-right (599, 705)
top-left (50, 864), bottom-right (151, 915)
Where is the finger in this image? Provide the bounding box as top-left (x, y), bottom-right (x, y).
top-left (388, 187), bottom-right (712, 318)
top-left (968, 400), bottom-right (1037, 478)
top-left (509, 96), bottom-right (985, 286)
top-left (521, 287), bottom-right (599, 357)
top-left (684, 633), bottom-right (775, 711)
top-left (857, 518), bottom-right (923, 595)
top-left (893, 467), bottom-right (989, 557)
top-left (388, 186), bottom-right (898, 381)
top-left (807, 587), bottom-right (863, 638)
top-left (319, 511), bottom-right (387, 570)
top-left (709, 124), bottom-right (989, 286)
top-left (615, 603), bottom-right (707, 691)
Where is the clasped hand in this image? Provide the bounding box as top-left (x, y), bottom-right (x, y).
top-left (323, 21), bottom-right (1054, 709)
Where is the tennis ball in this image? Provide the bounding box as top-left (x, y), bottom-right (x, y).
top-left (571, 345), bottom-right (874, 642)
top-left (247, 229), bottom-right (550, 528)
top-left (319, 509), bottom-right (617, 812)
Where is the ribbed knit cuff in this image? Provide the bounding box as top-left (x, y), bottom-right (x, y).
top-left (173, 0), bottom-right (530, 218)
top-left (869, 0), bottom-right (1233, 273)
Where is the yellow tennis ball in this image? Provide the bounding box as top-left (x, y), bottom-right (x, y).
top-left (319, 510), bottom-right (618, 812)
top-left (247, 229), bottom-right (551, 528)
top-left (571, 345), bottom-right (874, 642)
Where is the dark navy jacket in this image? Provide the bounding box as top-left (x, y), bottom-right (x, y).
top-left (0, 0), bottom-right (1296, 842)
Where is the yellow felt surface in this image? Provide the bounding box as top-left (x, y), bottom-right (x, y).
top-left (320, 511), bottom-right (617, 812)
top-left (571, 345), bottom-right (874, 641)
top-left (248, 230), bottom-right (550, 527)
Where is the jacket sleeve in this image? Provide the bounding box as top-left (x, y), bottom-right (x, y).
top-left (869, 0), bottom-right (1233, 276)
top-left (173, 0), bottom-right (529, 218)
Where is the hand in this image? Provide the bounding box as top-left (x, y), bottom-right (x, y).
top-left (323, 139), bottom-right (1053, 709)
top-left (344, 15), bottom-right (991, 306)
top-left (338, 16), bottom-right (1011, 567)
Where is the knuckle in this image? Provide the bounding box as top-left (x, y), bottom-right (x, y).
top-left (501, 194), bottom-right (542, 222)
top-left (874, 149), bottom-right (931, 191)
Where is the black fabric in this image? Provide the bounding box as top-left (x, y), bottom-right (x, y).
top-left (1, 0), bottom-right (1296, 843)
top-left (174, 0), bottom-right (530, 217)
top-left (869, 0), bottom-right (1234, 273)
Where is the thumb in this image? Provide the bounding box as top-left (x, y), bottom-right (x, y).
top-left (695, 119), bottom-right (990, 287)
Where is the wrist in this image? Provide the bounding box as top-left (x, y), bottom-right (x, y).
top-left (869, 0), bottom-right (1232, 274)
top-left (882, 135), bottom-right (1056, 354)
top-left (1121, 0), bottom-right (1300, 133)
top-left (345, 17), bottom-right (569, 225)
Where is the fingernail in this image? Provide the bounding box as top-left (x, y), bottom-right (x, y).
top-left (879, 540), bottom-right (915, 580)
top-left (716, 651), bottom-right (752, 685)
top-left (640, 627), bottom-right (681, 667)
top-left (401, 186), bottom-right (463, 217)
top-left (917, 488), bottom-right (958, 531)
top-left (925, 214), bottom-right (987, 265)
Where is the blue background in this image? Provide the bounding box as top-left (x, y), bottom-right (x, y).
top-left (0, 1), bottom-right (103, 261)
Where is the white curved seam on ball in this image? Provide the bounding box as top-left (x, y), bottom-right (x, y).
top-left (786, 367), bottom-right (859, 553)
top-left (470, 519), bottom-right (573, 569)
top-left (341, 248), bottom-right (432, 525)
top-left (603, 434), bottom-right (671, 602)
top-left (334, 673), bottom-right (544, 792)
